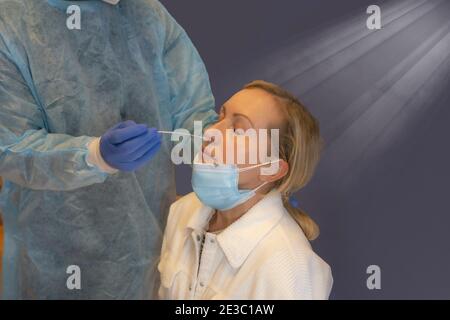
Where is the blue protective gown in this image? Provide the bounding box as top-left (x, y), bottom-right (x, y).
top-left (0, 0), bottom-right (217, 299)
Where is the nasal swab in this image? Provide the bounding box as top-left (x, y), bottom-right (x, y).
top-left (158, 130), bottom-right (209, 141)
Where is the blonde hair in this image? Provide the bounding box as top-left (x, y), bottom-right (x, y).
top-left (243, 80), bottom-right (324, 240)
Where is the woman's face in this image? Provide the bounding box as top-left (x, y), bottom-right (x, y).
top-left (201, 88), bottom-right (287, 189)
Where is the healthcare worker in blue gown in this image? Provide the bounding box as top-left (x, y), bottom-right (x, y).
top-left (0, 0), bottom-right (217, 299)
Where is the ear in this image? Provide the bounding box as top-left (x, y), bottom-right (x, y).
top-left (258, 160), bottom-right (289, 183)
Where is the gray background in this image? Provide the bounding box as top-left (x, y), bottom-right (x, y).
top-left (160, 0), bottom-right (450, 299)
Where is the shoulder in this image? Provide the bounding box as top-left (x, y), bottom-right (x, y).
top-left (0, 1), bottom-right (26, 30)
top-left (165, 192), bottom-right (202, 233)
top-left (0, 1), bottom-right (46, 22)
top-left (129, 0), bottom-right (176, 27)
top-left (0, 1), bottom-right (46, 50)
top-left (253, 213), bottom-right (333, 299)
top-left (0, 2), bottom-right (27, 57)
top-left (127, 0), bottom-right (185, 50)
top-left (162, 192), bottom-right (204, 257)
top-left (138, 0), bottom-right (168, 14)
top-left (0, 0), bottom-right (26, 12)
top-left (169, 192), bottom-right (203, 218)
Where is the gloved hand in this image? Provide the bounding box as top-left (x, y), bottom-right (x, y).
top-left (100, 120), bottom-right (162, 172)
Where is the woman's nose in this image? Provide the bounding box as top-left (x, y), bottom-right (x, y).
top-left (202, 127), bottom-right (215, 153)
top-left (202, 123), bottom-right (227, 156)
top-left (203, 122), bottom-right (224, 144)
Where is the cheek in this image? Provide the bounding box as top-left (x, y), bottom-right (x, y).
top-left (207, 131), bottom-right (270, 165)
top-left (233, 134), bottom-right (270, 164)
top-left (237, 169), bottom-right (259, 188)
top-left (231, 135), bottom-right (255, 165)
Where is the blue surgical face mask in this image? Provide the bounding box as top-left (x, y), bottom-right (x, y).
top-left (191, 156), bottom-right (280, 210)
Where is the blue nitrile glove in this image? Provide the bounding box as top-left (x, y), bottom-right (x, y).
top-left (100, 120), bottom-right (162, 172)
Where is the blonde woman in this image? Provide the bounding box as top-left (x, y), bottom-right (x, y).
top-left (158, 80), bottom-right (333, 299)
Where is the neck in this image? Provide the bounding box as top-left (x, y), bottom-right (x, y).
top-left (207, 187), bottom-right (271, 233)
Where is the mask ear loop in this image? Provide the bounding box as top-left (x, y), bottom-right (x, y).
top-left (194, 158), bottom-right (282, 169)
top-left (253, 181), bottom-right (269, 192)
top-left (239, 159), bottom-right (282, 194)
top-left (238, 159), bottom-right (281, 172)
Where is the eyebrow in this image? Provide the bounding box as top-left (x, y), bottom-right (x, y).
top-left (222, 104), bottom-right (255, 128)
